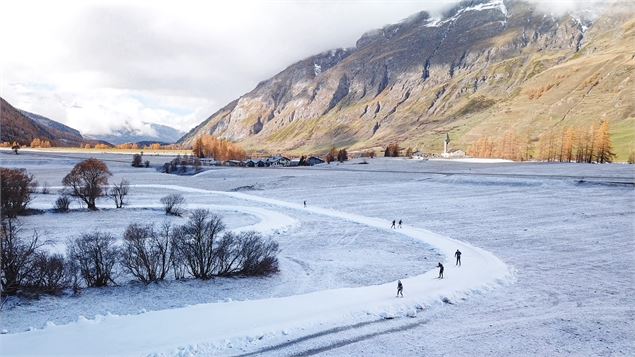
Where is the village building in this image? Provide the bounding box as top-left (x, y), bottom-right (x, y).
top-left (307, 156), bottom-right (325, 166)
top-left (266, 156), bottom-right (291, 167)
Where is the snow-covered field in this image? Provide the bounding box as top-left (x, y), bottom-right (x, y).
top-left (0, 151), bottom-right (633, 356)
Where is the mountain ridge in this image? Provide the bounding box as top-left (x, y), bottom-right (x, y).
top-left (178, 0), bottom-right (634, 160)
top-left (1, 97), bottom-right (86, 147)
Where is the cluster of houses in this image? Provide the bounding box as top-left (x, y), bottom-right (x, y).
top-left (200, 156), bottom-right (325, 168)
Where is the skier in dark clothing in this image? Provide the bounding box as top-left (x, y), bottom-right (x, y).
top-left (391, 220), bottom-right (396, 229)
top-left (398, 219), bottom-right (402, 228)
top-left (437, 262), bottom-right (444, 279)
top-left (397, 280), bottom-right (403, 297)
top-left (455, 249), bottom-right (462, 266)
top-left (303, 200), bottom-right (307, 208)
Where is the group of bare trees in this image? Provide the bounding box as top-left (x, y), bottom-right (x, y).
top-left (169, 210), bottom-right (279, 280)
top-left (0, 219), bottom-right (71, 296)
top-left (1, 210), bottom-right (279, 297)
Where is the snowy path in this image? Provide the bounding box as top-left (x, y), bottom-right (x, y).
top-left (0, 185), bottom-right (513, 356)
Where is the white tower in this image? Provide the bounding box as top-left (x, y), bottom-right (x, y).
top-left (444, 133), bottom-right (450, 155)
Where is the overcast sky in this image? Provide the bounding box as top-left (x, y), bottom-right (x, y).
top-left (0, 0), bottom-right (607, 136)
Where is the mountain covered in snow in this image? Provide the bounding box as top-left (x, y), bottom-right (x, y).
top-left (86, 122), bottom-right (185, 145)
top-left (179, 0), bottom-right (634, 159)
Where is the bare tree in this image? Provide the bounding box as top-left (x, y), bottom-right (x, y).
top-left (160, 193), bottom-right (185, 216)
top-left (109, 179), bottom-right (130, 208)
top-left (121, 224), bottom-right (171, 284)
top-left (1, 218), bottom-right (42, 296)
top-left (173, 209), bottom-right (225, 280)
top-left (0, 168), bottom-right (36, 217)
top-left (167, 223), bottom-right (186, 280)
top-left (62, 159), bottom-right (111, 210)
top-left (67, 232), bottom-right (118, 287)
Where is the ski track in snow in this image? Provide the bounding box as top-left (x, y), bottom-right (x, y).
top-left (0, 184), bottom-right (514, 356)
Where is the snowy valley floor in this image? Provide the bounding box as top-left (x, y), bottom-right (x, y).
top-left (0, 151), bottom-right (634, 356)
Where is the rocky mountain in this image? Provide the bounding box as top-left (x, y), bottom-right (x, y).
top-left (179, 0), bottom-right (634, 160)
top-left (1, 97), bottom-right (85, 147)
top-left (86, 122), bottom-right (184, 145)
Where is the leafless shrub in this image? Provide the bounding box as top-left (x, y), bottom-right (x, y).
top-left (109, 179), bottom-right (130, 209)
top-left (24, 253), bottom-right (69, 295)
top-left (172, 209), bottom-right (225, 280)
top-left (160, 193), bottom-right (185, 216)
top-left (0, 218), bottom-right (42, 296)
top-left (170, 212), bottom-right (279, 279)
top-left (41, 182), bottom-right (50, 195)
top-left (209, 231), bottom-right (279, 277)
top-left (121, 223), bottom-right (171, 284)
top-left (67, 232), bottom-right (118, 287)
top-left (54, 195), bottom-right (71, 212)
top-left (235, 231), bottom-right (279, 276)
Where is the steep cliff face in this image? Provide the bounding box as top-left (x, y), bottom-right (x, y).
top-left (179, 0), bottom-right (634, 159)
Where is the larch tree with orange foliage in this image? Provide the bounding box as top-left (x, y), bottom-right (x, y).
top-left (191, 135), bottom-right (246, 161)
top-left (593, 120), bottom-right (615, 163)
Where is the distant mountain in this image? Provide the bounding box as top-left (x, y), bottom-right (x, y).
top-left (1, 97), bottom-right (85, 147)
top-left (179, 0), bottom-right (634, 160)
top-left (86, 122), bottom-right (184, 145)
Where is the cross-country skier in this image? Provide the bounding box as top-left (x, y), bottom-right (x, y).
top-left (398, 219), bottom-right (402, 228)
top-left (391, 220), bottom-right (396, 229)
top-left (437, 262), bottom-right (444, 279)
top-left (397, 280), bottom-right (404, 297)
top-left (303, 200), bottom-right (307, 208)
top-left (455, 249), bottom-right (462, 266)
